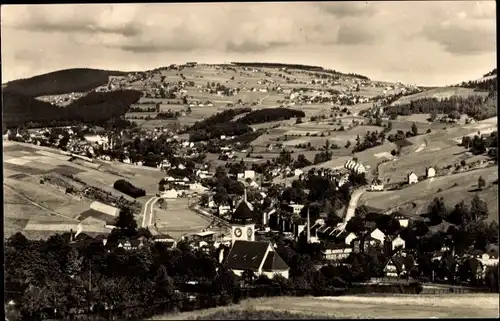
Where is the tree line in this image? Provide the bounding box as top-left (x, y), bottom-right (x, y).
top-left (238, 108), bottom-right (305, 125)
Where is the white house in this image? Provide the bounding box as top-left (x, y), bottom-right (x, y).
top-left (394, 214), bottom-right (409, 228)
top-left (391, 235), bottom-right (406, 250)
top-left (244, 170), bottom-right (256, 180)
top-left (161, 189), bottom-right (178, 199)
top-left (345, 232), bottom-right (358, 245)
top-left (426, 167), bottom-right (436, 178)
top-left (408, 172), bottom-right (418, 184)
top-left (218, 205), bottom-right (232, 216)
top-left (370, 228), bottom-right (386, 243)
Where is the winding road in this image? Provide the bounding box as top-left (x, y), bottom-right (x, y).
top-left (142, 196), bottom-right (160, 228)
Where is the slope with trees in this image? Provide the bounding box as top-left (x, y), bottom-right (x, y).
top-left (3, 68), bottom-right (128, 97)
top-left (3, 90), bottom-right (142, 128)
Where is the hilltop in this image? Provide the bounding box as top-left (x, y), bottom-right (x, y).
top-left (3, 68), bottom-right (128, 97)
top-left (3, 90), bottom-right (142, 128)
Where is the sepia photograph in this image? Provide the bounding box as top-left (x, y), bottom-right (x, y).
top-left (2, 1), bottom-right (498, 320)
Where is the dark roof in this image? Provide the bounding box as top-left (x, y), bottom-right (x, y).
top-left (223, 240), bottom-right (270, 271)
top-left (78, 208), bottom-right (115, 224)
top-left (261, 251), bottom-right (289, 272)
top-left (231, 201), bottom-right (254, 224)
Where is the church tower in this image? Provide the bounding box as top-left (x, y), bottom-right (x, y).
top-left (230, 188), bottom-right (255, 245)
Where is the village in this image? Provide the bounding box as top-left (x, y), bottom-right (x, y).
top-left (3, 62), bottom-right (498, 321)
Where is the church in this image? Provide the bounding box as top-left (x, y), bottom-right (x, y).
top-left (220, 189), bottom-right (290, 279)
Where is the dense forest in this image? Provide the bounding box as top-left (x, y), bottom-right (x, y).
top-left (3, 68), bottom-right (128, 97)
top-left (237, 108), bottom-right (305, 125)
top-left (386, 95), bottom-right (496, 121)
top-left (230, 62), bottom-right (370, 80)
top-left (460, 77), bottom-right (497, 94)
top-left (188, 108), bottom-right (252, 132)
top-left (3, 90), bottom-right (142, 128)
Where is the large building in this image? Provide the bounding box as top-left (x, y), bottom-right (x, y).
top-left (222, 189), bottom-right (290, 279)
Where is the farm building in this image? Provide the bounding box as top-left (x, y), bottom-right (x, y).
top-left (78, 201), bottom-right (120, 224)
top-left (408, 172), bottom-right (418, 184)
top-left (426, 167), bottom-right (436, 178)
top-left (344, 159), bottom-right (366, 174)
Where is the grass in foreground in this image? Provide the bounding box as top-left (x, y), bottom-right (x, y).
top-left (187, 308), bottom-right (332, 320)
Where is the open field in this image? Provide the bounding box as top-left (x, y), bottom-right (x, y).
top-left (3, 141), bottom-right (168, 238)
top-left (152, 294), bottom-right (499, 319)
top-left (390, 87), bottom-right (489, 106)
top-left (378, 145), bottom-right (468, 184)
top-left (153, 198), bottom-right (212, 239)
top-left (360, 166), bottom-right (498, 221)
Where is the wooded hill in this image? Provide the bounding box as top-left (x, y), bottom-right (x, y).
top-left (3, 68), bottom-right (128, 97)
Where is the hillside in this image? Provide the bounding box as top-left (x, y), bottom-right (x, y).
top-left (3, 68), bottom-right (128, 97)
top-left (3, 90), bottom-right (142, 128)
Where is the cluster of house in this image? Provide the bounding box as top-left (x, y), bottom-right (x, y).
top-left (187, 101), bottom-right (214, 108)
top-left (36, 92), bottom-right (87, 106)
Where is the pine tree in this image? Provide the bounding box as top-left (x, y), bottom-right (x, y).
top-left (470, 194), bottom-right (488, 221)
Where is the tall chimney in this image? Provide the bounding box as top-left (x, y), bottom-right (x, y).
top-left (306, 207), bottom-right (311, 243)
top-left (70, 229), bottom-right (74, 243)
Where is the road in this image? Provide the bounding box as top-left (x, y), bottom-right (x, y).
top-left (142, 196), bottom-right (160, 228)
top-left (333, 188), bottom-right (367, 235)
top-left (258, 94), bottom-right (270, 106)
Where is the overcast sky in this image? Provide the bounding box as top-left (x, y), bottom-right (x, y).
top-left (1, 1), bottom-right (496, 86)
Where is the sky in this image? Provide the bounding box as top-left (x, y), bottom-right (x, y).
top-left (1, 1), bottom-right (496, 86)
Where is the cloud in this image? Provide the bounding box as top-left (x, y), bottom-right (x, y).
top-left (1, 2), bottom-right (496, 86)
top-left (317, 2), bottom-right (379, 17)
top-left (421, 4), bottom-right (496, 55)
top-left (337, 23), bottom-right (375, 45)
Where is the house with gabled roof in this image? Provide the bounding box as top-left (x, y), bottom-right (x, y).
top-left (384, 252), bottom-right (416, 279)
top-left (408, 172), bottom-right (418, 184)
top-left (222, 240), bottom-right (290, 279)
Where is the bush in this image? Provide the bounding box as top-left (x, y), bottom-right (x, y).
top-left (113, 179), bottom-right (146, 198)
